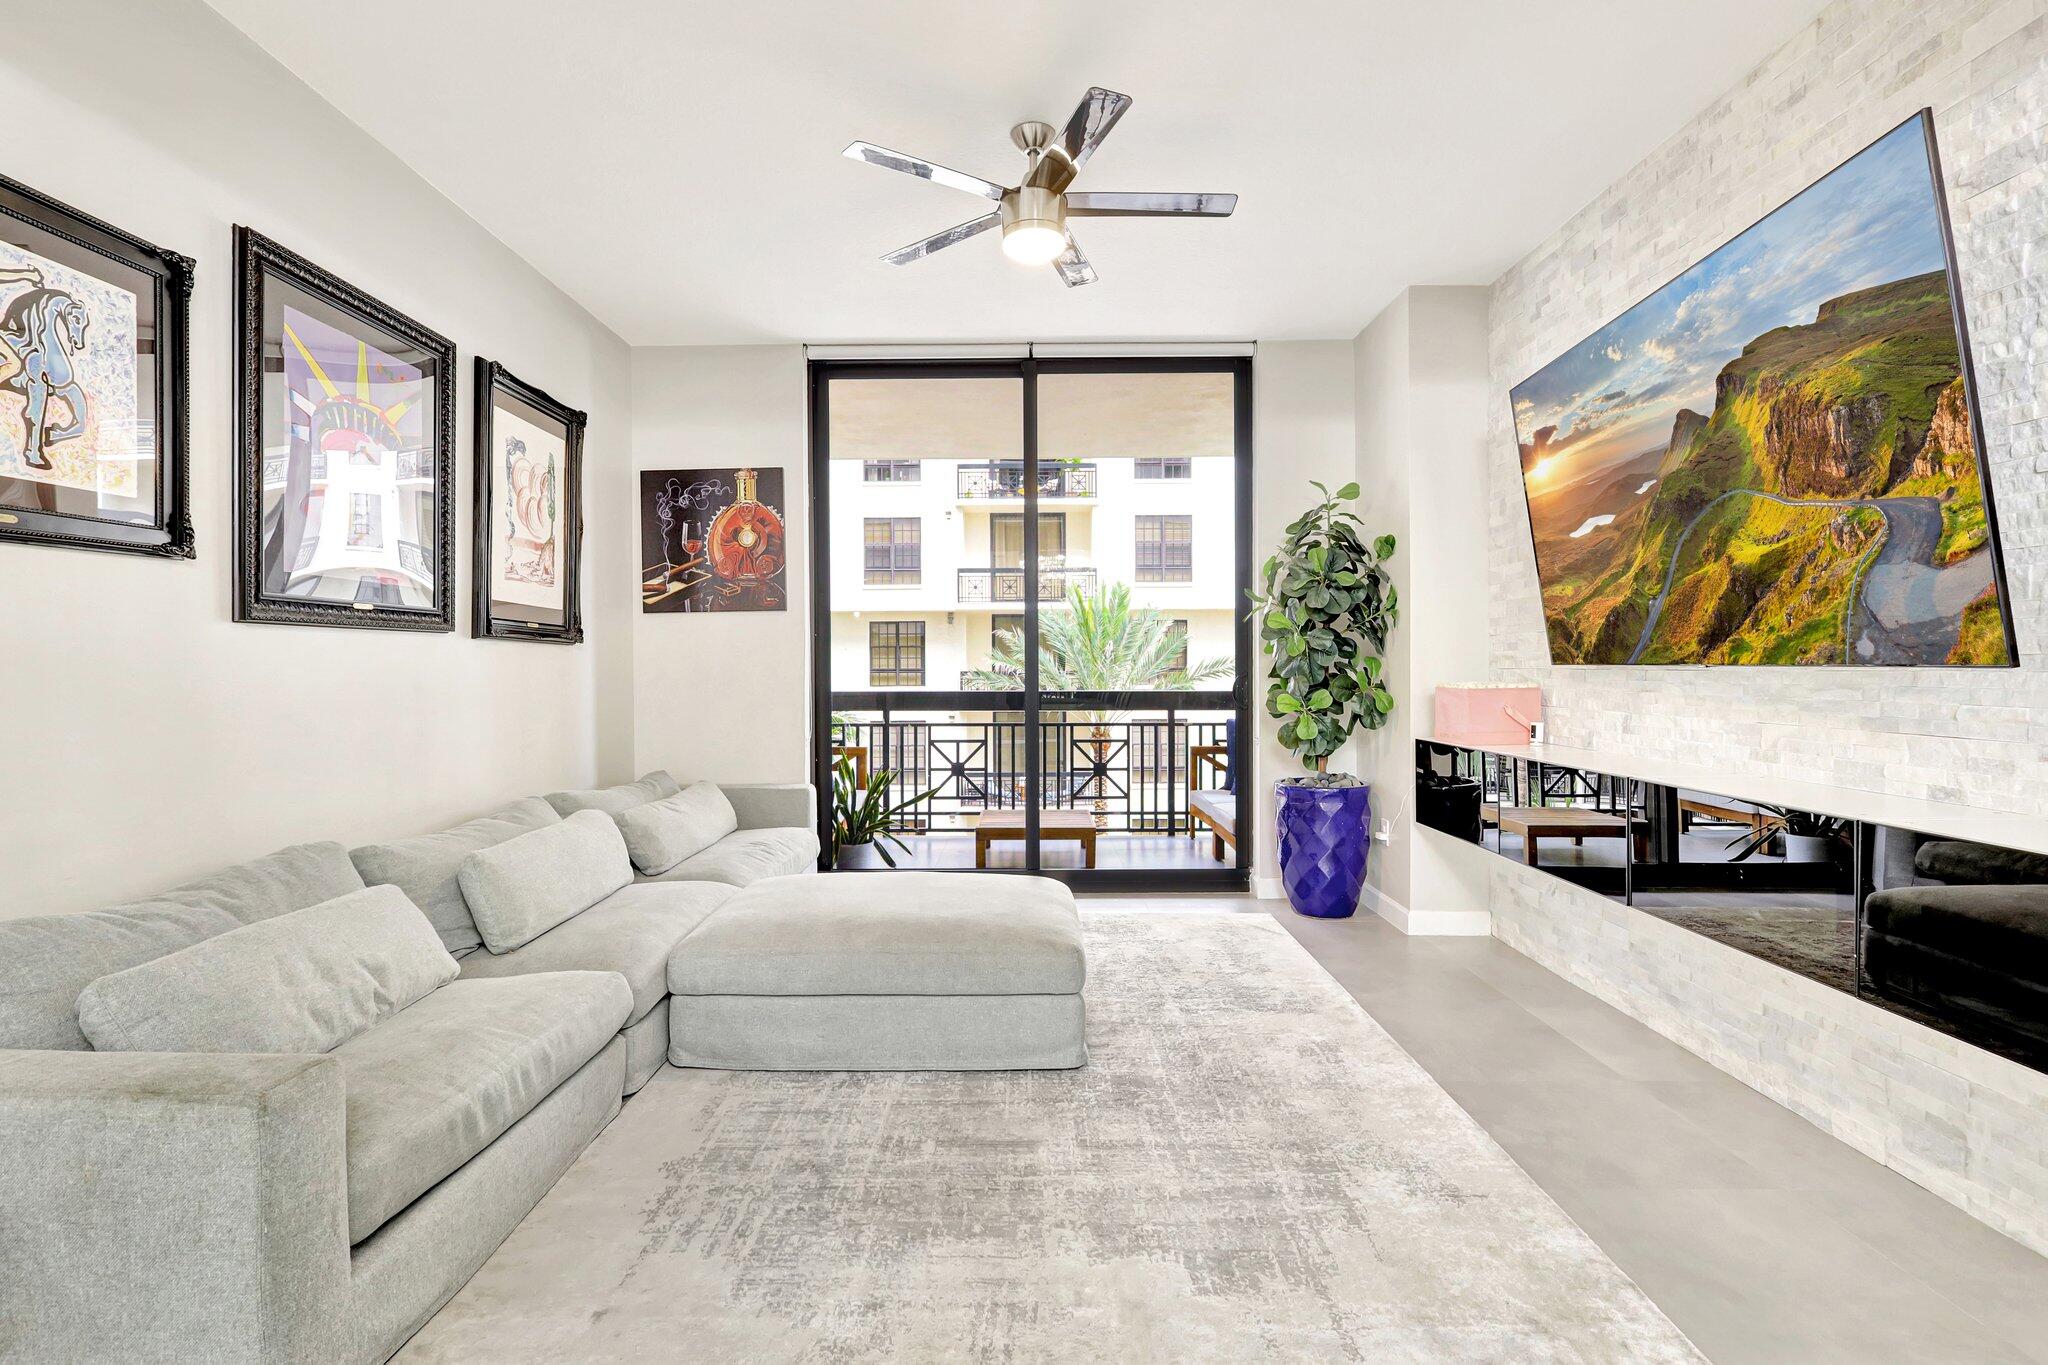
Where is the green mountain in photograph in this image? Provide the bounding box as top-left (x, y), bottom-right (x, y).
top-left (1534, 270), bottom-right (2006, 666)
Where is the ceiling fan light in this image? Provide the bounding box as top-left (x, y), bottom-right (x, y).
top-left (1001, 222), bottom-right (1066, 266)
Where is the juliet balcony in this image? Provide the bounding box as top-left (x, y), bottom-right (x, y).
top-left (956, 565), bottom-right (1098, 604)
top-left (956, 461), bottom-right (1098, 500)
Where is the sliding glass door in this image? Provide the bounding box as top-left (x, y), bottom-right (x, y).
top-left (810, 357), bottom-right (1251, 890)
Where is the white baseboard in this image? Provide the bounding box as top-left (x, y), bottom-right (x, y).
top-left (1363, 883), bottom-right (1491, 936)
top-left (1253, 878), bottom-right (1491, 936)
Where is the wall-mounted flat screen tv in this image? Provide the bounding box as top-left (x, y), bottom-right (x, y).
top-left (1511, 111), bottom-right (2017, 667)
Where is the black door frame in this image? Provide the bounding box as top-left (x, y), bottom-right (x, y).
top-left (807, 354), bottom-right (1254, 892)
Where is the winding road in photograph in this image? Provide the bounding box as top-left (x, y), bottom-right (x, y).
top-left (1625, 489), bottom-right (1990, 664)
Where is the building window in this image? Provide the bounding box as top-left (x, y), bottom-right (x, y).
top-left (1159, 619), bottom-right (1189, 677)
top-left (992, 613), bottom-right (1024, 652)
top-left (1135, 514), bottom-right (1192, 582)
top-left (869, 621), bottom-right (926, 687)
top-left (863, 517), bottom-right (921, 584)
top-left (864, 459), bottom-right (920, 483)
top-left (1135, 457), bottom-right (1191, 479)
top-left (989, 513), bottom-right (1066, 567)
top-left (349, 493), bottom-right (383, 549)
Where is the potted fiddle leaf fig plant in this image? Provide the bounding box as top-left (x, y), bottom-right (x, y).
top-left (1246, 480), bottom-right (1397, 916)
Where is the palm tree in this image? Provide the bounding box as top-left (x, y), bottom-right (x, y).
top-left (963, 582), bottom-right (1232, 825)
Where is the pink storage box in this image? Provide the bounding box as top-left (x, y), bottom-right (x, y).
top-left (1433, 685), bottom-right (1542, 745)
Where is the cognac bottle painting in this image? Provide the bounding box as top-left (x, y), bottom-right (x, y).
top-left (639, 466), bottom-right (787, 613)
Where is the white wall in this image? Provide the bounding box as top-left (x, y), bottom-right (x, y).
top-left (1, 0), bottom-right (633, 917)
top-left (630, 345), bottom-right (811, 784)
top-left (1350, 287), bottom-right (1494, 931)
top-left (1249, 341), bottom-right (1362, 891)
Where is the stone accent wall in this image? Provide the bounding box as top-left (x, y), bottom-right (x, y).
top-left (1484, 0), bottom-right (2048, 1252)
top-left (1491, 860), bottom-right (2048, 1254)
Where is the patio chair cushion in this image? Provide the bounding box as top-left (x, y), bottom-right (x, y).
top-left (1191, 790), bottom-right (1237, 838)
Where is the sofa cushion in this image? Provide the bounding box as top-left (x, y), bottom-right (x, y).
top-left (458, 810), bottom-right (633, 954)
top-left (0, 842), bottom-right (365, 1052)
top-left (456, 881), bottom-right (733, 1024)
top-left (335, 972), bottom-right (631, 1244)
top-left (615, 782), bottom-right (739, 876)
top-left (670, 870), bottom-right (1084, 997)
top-left (350, 798), bottom-right (561, 956)
top-left (643, 827), bottom-right (821, 887)
top-left (76, 886), bottom-right (457, 1055)
top-left (543, 771), bottom-right (680, 820)
top-left (1914, 839), bottom-right (2048, 888)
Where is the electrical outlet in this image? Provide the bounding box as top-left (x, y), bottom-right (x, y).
top-left (1373, 819), bottom-right (1392, 843)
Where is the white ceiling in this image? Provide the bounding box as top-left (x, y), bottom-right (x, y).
top-left (204, 0), bottom-right (1827, 347)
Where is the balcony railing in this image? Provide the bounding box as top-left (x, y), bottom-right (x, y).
top-left (957, 565), bottom-right (1097, 604)
top-left (831, 703), bottom-right (1230, 836)
top-left (398, 539), bottom-right (430, 577)
top-left (956, 461), bottom-right (1097, 499)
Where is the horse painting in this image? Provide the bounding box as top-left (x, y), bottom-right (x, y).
top-left (0, 264), bottom-right (93, 471)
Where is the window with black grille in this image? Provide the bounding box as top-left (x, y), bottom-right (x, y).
top-left (869, 620), bottom-right (926, 687)
top-left (1135, 514), bottom-right (1193, 582)
top-left (863, 517), bottom-right (921, 584)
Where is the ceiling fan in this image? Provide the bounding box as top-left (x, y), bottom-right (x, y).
top-left (843, 86), bottom-right (1237, 287)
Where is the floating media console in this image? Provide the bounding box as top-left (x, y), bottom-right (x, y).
top-left (1418, 739), bottom-right (2048, 1075)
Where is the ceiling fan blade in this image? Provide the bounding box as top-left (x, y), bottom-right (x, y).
top-left (1026, 88), bottom-right (1133, 193)
top-left (1052, 234), bottom-right (1098, 288)
top-left (1065, 191), bottom-right (1238, 218)
top-left (1056, 87), bottom-right (1131, 174)
top-left (882, 211), bottom-right (1002, 265)
top-left (843, 142), bottom-right (1006, 201)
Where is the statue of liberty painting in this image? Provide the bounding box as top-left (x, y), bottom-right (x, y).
top-left (0, 263), bottom-right (93, 471)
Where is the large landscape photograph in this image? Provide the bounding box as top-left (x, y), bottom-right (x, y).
top-left (1513, 114), bottom-right (2015, 667)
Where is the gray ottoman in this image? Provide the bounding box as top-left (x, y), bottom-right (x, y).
top-left (667, 871), bottom-right (1086, 1071)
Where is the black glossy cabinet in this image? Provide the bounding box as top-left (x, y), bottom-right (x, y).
top-left (1418, 740), bottom-right (2048, 1074)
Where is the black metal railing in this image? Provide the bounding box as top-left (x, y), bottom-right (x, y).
top-left (397, 539), bottom-right (430, 577)
top-left (956, 461), bottom-right (1098, 499)
top-left (830, 693), bottom-right (1232, 837)
top-left (957, 565), bottom-right (1097, 603)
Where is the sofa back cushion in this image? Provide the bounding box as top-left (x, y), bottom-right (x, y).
top-left (0, 842), bottom-right (367, 1051)
top-left (615, 781), bottom-right (739, 875)
top-left (76, 885), bottom-right (458, 1055)
top-left (458, 810), bottom-right (632, 953)
top-left (350, 797), bottom-right (561, 954)
top-left (544, 771), bottom-right (681, 820)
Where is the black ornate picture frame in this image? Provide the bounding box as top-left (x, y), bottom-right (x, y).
top-left (233, 226), bottom-right (456, 630)
top-left (0, 173), bottom-right (193, 557)
top-left (472, 357), bottom-right (585, 643)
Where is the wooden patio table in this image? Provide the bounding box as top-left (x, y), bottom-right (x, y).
top-left (972, 809), bottom-right (1098, 868)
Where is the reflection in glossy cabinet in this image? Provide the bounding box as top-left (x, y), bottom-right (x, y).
top-left (1416, 740), bottom-right (2048, 1076)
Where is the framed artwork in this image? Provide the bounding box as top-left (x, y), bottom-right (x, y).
top-left (0, 173), bottom-right (193, 556)
top-left (640, 466), bottom-right (787, 612)
top-left (233, 226), bottom-right (455, 630)
top-left (473, 357), bottom-right (585, 643)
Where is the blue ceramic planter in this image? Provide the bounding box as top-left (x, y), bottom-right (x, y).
top-left (1274, 781), bottom-right (1372, 918)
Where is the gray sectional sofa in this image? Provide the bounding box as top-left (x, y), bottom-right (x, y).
top-left (0, 772), bottom-right (816, 1363)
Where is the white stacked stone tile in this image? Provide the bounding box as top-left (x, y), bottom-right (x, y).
top-left (1483, 0), bottom-right (2048, 1254)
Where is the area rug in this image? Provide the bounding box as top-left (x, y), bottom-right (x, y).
top-left (399, 912), bottom-right (1700, 1362)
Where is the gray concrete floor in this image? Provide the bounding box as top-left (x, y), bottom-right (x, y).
top-left (1082, 892), bottom-right (2048, 1365)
